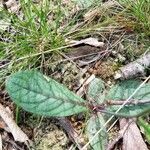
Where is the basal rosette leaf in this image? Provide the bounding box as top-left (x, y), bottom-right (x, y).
top-left (6, 70), bottom-right (88, 116)
top-left (87, 78), bottom-right (105, 104)
top-left (86, 113), bottom-right (107, 150)
top-left (106, 80), bottom-right (150, 117)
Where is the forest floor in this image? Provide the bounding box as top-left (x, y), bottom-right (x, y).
top-left (0, 0), bottom-right (150, 150)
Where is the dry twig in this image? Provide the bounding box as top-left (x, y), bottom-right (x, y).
top-left (115, 52), bottom-right (150, 79)
top-left (77, 74), bottom-right (95, 97)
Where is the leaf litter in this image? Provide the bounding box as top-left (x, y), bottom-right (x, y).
top-left (119, 118), bottom-right (148, 150)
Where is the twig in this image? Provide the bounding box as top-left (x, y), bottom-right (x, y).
top-left (78, 53), bottom-right (101, 66)
top-left (50, 51), bottom-right (104, 65)
top-left (55, 50), bottom-right (108, 66)
top-left (6, 140), bottom-right (23, 150)
top-left (57, 117), bottom-right (83, 150)
top-left (78, 50), bottom-right (110, 66)
top-left (115, 51), bottom-right (150, 79)
top-left (56, 51), bottom-right (80, 70)
top-left (106, 99), bottom-right (150, 105)
top-left (77, 74), bottom-right (95, 97)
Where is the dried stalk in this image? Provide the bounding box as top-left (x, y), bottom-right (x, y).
top-left (57, 117), bottom-right (85, 150)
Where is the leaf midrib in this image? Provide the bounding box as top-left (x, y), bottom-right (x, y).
top-left (11, 80), bottom-right (87, 107)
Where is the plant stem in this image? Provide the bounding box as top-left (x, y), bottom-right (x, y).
top-left (106, 99), bottom-right (150, 105)
top-left (97, 108), bottom-right (150, 118)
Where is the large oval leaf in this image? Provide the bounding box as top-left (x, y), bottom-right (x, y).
top-left (106, 80), bottom-right (150, 117)
top-left (6, 70), bottom-right (88, 116)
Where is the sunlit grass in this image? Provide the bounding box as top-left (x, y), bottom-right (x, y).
top-left (118, 0), bottom-right (150, 35)
top-left (0, 0), bottom-right (104, 83)
top-left (0, 0), bottom-right (150, 85)
top-left (0, 0), bottom-right (71, 83)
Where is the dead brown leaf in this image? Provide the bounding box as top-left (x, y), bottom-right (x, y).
top-left (0, 103), bottom-right (29, 143)
top-left (66, 45), bottom-right (102, 58)
top-left (120, 118), bottom-right (148, 150)
top-left (4, 0), bottom-right (20, 13)
top-left (0, 118), bottom-right (10, 132)
top-left (65, 38), bottom-right (104, 47)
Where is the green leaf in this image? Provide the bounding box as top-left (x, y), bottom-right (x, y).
top-left (106, 80), bottom-right (150, 117)
top-left (138, 117), bottom-right (150, 144)
top-left (86, 113), bottom-right (107, 150)
top-left (6, 70), bottom-right (88, 117)
top-left (87, 78), bottom-right (105, 104)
